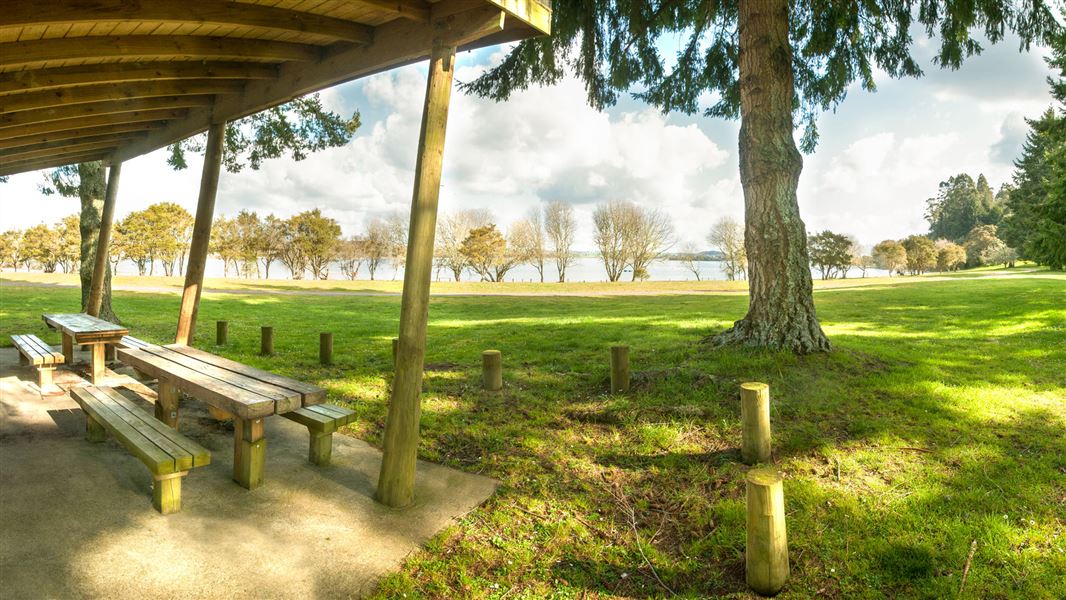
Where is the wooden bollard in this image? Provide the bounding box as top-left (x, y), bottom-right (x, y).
top-left (740, 382), bottom-right (772, 464)
top-left (216, 320), bottom-right (228, 345)
top-left (746, 468), bottom-right (789, 596)
top-left (260, 326), bottom-right (274, 356)
top-left (610, 345), bottom-right (630, 393)
top-left (319, 332), bottom-right (333, 365)
top-left (482, 350), bottom-right (502, 391)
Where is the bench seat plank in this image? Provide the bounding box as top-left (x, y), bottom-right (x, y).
top-left (74, 387), bottom-right (179, 475)
top-left (117, 335), bottom-right (158, 350)
top-left (166, 344), bottom-right (326, 405)
top-left (11, 334), bottom-right (63, 366)
top-left (282, 403), bottom-right (356, 434)
top-left (91, 387), bottom-right (208, 472)
top-left (116, 347), bottom-right (277, 419)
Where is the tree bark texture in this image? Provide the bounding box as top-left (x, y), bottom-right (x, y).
top-left (714, 0), bottom-right (830, 353)
top-left (77, 162), bottom-right (117, 323)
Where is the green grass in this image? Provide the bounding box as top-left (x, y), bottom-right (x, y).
top-left (1, 275), bottom-right (1063, 598)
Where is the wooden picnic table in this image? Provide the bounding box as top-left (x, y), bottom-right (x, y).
top-left (43, 313), bottom-right (128, 384)
top-left (115, 338), bottom-right (325, 489)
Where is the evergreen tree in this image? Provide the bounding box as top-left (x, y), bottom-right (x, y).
top-left (464, 0), bottom-right (1057, 352)
top-left (926, 174), bottom-right (981, 241)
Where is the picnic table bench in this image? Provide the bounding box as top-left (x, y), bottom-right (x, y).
top-left (70, 385), bottom-right (211, 514)
top-left (11, 334), bottom-right (64, 389)
top-left (43, 313), bottom-right (128, 384)
top-left (115, 340), bottom-right (349, 490)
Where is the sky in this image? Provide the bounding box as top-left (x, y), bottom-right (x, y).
top-left (0, 33), bottom-right (1055, 252)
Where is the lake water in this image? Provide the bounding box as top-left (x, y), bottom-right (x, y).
top-left (113, 256), bottom-right (892, 282)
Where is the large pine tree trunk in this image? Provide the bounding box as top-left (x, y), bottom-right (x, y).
top-left (713, 0), bottom-right (830, 353)
top-left (77, 162), bottom-right (118, 322)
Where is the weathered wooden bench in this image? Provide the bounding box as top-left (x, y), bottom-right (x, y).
top-left (11, 334), bottom-right (65, 389)
top-left (281, 404), bottom-right (357, 465)
top-left (70, 385), bottom-right (211, 514)
top-left (116, 335), bottom-right (157, 350)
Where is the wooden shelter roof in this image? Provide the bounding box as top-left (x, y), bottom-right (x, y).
top-left (0, 0), bottom-right (551, 176)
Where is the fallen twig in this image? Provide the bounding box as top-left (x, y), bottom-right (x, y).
top-left (899, 446), bottom-right (935, 454)
top-left (605, 476), bottom-right (676, 597)
top-left (959, 539), bottom-right (978, 595)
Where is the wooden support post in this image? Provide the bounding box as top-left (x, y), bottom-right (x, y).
top-left (233, 417), bottom-right (266, 489)
top-left (61, 333), bottom-right (74, 364)
top-left (105, 344), bottom-right (116, 362)
top-left (309, 431), bottom-right (332, 466)
top-left (86, 414), bottom-right (106, 442)
top-left (216, 320), bottom-right (228, 345)
top-left (18, 352), bottom-right (29, 366)
top-left (89, 343), bottom-right (106, 384)
top-left (174, 121), bottom-right (225, 345)
top-left (86, 162), bottom-right (121, 317)
top-left (260, 326), bottom-right (274, 356)
top-left (482, 350), bottom-right (502, 391)
top-left (155, 381), bottom-right (180, 428)
top-left (741, 382), bottom-right (772, 464)
top-left (320, 332), bottom-right (333, 365)
top-left (37, 367), bottom-right (55, 390)
top-left (376, 40), bottom-right (456, 509)
top-left (610, 345), bottom-right (630, 393)
top-left (746, 468), bottom-right (789, 596)
top-left (152, 471), bottom-right (186, 515)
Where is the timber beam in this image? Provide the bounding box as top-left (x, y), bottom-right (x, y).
top-left (0, 80), bottom-right (245, 114)
top-left (0, 151), bottom-right (110, 177)
top-left (0, 136), bottom-right (141, 165)
top-left (0, 98), bottom-right (211, 130)
top-left (0, 62), bottom-right (278, 97)
top-left (0, 123), bottom-right (164, 150)
top-left (0, 36), bottom-right (323, 70)
top-left (0, 1), bottom-right (374, 44)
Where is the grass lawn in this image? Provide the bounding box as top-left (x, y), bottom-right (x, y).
top-left (1, 275), bottom-right (1063, 598)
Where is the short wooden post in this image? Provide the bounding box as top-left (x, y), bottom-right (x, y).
top-left (740, 382), bottom-right (772, 464)
top-left (309, 431), bottom-right (332, 466)
top-left (61, 333), bottom-right (74, 364)
top-left (38, 367), bottom-right (55, 390)
top-left (152, 472), bottom-right (185, 514)
top-left (155, 381), bottom-right (180, 428)
top-left (86, 414), bottom-right (106, 442)
top-left (216, 320), bottom-right (228, 345)
top-left (260, 326), bottom-right (274, 356)
top-left (233, 417), bottom-right (266, 489)
top-left (482, 350), bottom-right (502, 391)
top-left (320, 332), bottom-right (333, 365)
top-left (610, 345), bottom-right (630, 393)
top-left (89, 343), bottom-right (106, 384)
top-left (746, 467), bottom-right (789, 596)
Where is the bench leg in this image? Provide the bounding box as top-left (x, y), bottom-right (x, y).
top-left (86, 413), bottom-right (106, 442)
top-left (61, 333), bottom-right (74, 364)
top-left (155, 382), bottom-right (180, 429)
top-left (18, 352), bottom-right (29, 366)
top-left (37, 366), bottom-right (55, 390)
top-left (309, 430), bottom-right (333, 466)
top-left (152, 471), bottom-right (187, 514)
top-left (233, 417), bottom-right (266, 490)
top-left (89, 343), bottom-right (106, 384)
top-left (105, 344), bottom-right (117, 363)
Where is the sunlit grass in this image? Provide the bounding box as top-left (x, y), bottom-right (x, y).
top-left (0, 275), bottom-right (1063, 598)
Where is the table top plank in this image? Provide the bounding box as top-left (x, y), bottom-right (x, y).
top-left (116, 347), bottom-right (276, 420)
top-left (135, 344), bottom-right (301, 412)
top-left (166, 344), bottom-right (325, 406)
top-left (42, 313), bottom-right (128, 343)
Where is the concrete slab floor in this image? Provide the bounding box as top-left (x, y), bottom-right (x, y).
top-left (0, 347), bottom-right (497, 599)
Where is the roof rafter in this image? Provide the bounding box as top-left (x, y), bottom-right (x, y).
top-left (1, 80), bottom-right (244, 114)
top-left (0, 98), bottom-right (209, 130)
top-left (1, 136), bottom-right (139, 165)
top-left (0, 62), bottom-right (278, 97)
top-left (0, 151), bottom-right (111, 177)
top-left (0, 36), bottom-right (322, 71)
top-left (0, 1), bottom-right (375, 44)
top-left (0, 122), bottom-right (164, 150)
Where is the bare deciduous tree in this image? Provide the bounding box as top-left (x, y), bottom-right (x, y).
top-left (436, 208), bottom-right (493, 281)
top-left (363, 217), bottom-right (393, 281)
top-left (544, 200), bottom-right (576, 282)
top-left (338, 237), bottom-right (367, 280)
top-left (678, 242), bottom-right (704, 281)
top-left (626, 206), bottom-right (673, 281)
top-left (593, 200), bottom-right (634, 282)
top-left (708, 217), bottom-right (747, 281)
top-left (509, 209), bottom-right (547, 282)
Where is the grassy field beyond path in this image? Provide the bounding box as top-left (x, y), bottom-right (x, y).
top-left (1, 276), bottom-right (1063, 598)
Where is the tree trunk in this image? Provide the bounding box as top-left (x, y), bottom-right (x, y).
top-left (712, 0), bottom-right (830, 354)
top-left (77, 162), bottom-right (118, 322)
